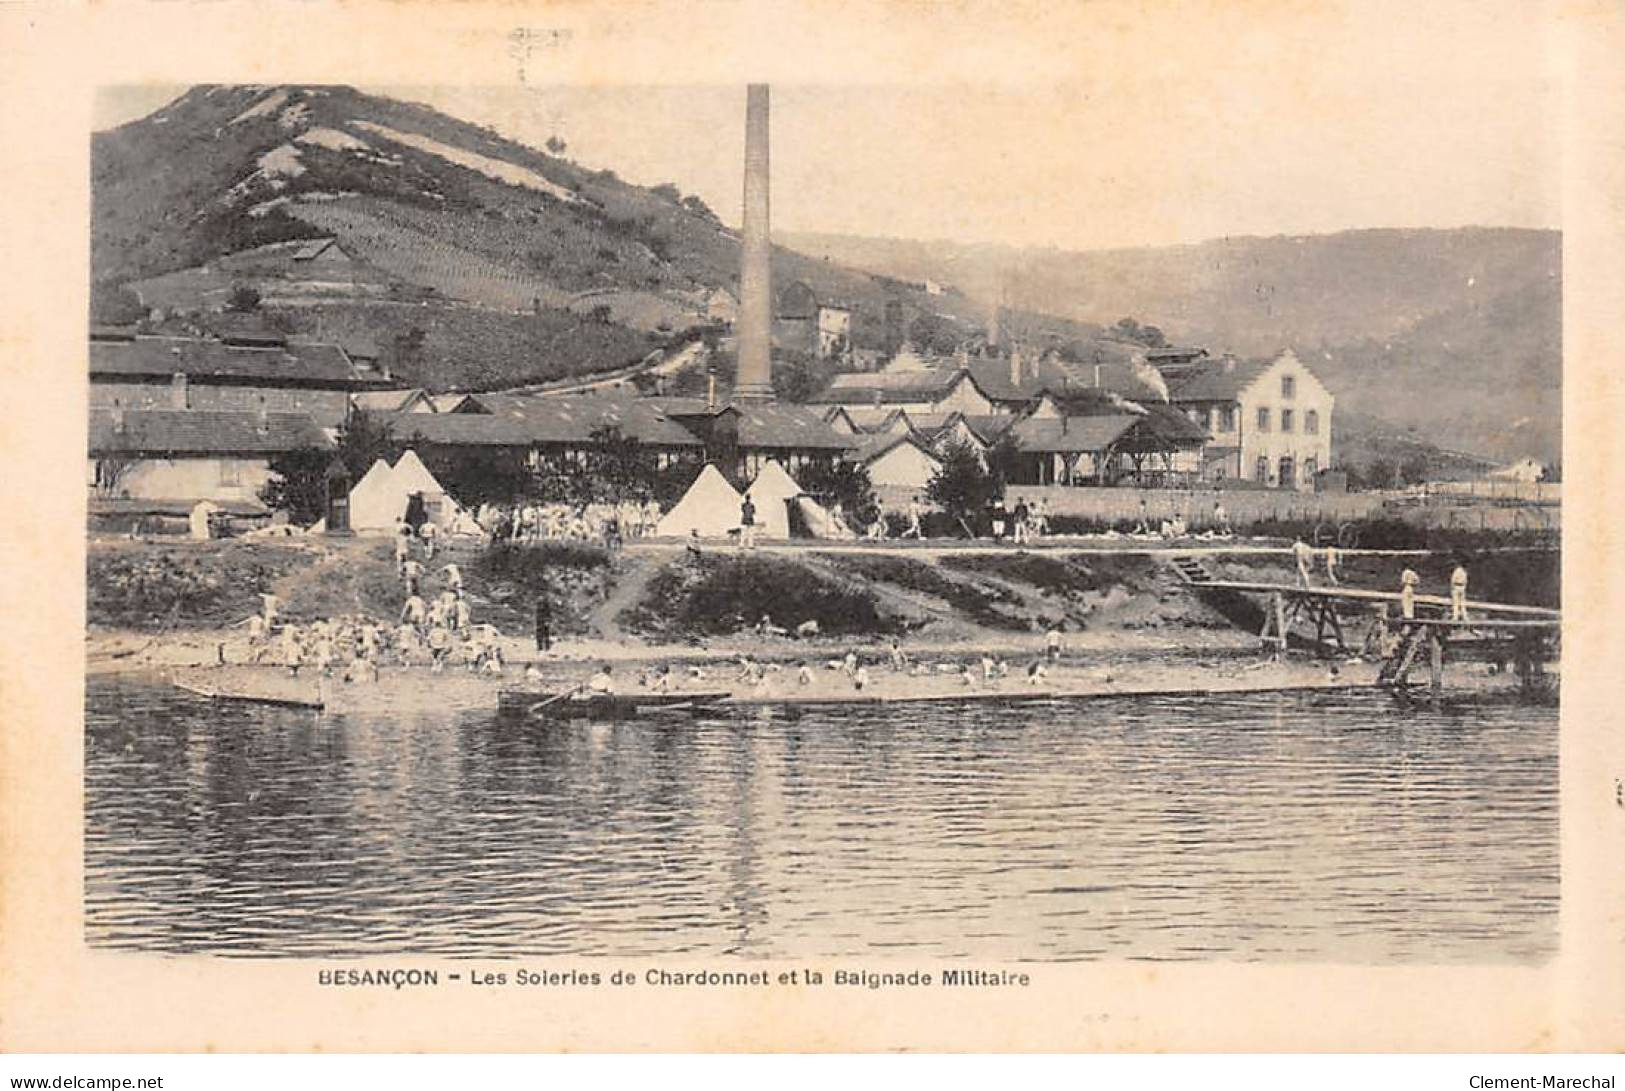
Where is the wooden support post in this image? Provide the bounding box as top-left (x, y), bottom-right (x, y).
top-left (1388, 624), bottom-right (1423, 687)
top-left (1428, 628), bottom-right (1444, 694)
top-left (1327, 604), bottom-right (1347, 653)
top-left (1267, 591), bottom-right (1280, 660)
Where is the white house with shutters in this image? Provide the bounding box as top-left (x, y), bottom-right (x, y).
top-left (1161, 349), bottom-right (1334, 491)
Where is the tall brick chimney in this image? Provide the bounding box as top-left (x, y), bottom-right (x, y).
top-left (733, 84), bottom-right (774, 401)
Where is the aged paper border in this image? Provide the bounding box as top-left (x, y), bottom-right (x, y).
top-left (1, 0), bottom-right (1620, 1053)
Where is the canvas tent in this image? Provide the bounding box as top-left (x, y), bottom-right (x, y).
top-left (743, 459), bottom-right (804, 540)
top-left (346, 449), bottom-right (462, 533)
top-left (796, 496), bottom-right (855, 539)
top-left (655, 463), bottom-right (745, 538)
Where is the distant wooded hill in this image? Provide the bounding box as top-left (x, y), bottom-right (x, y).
top-left (784, 227), bottom-right (1561, 464)
top-left (90, 85), bottom-right (988, 389)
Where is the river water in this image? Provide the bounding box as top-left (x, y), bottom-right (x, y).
top-left (84, 677), bottom-right (1557, 963)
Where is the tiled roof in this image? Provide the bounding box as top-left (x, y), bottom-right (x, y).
top-left (352, 389), bottom-right (430, 413)
top-left (1145, 345), bottom-right (1208, 361)
top-left (1164, 357), bottom-right (1275, 402)
top-left (437, 393), bottom-right (703, 447)
top-left (1138, 403), bottom-right (1212, 444)
top-left (960, 414), bottom-right (1019, 443)
top-left (843, 406), bottom-right (913, 433)
top-left (377, 412), bottom-right (538, 447)
top-left (727, 402), bottom-right (857, 451)
top-left (808, 368), bottom-right (973, 405)
top-left (89, 409), bottom-right (333, 455)
top-left (855, 433), bottom-right (940, 465)
top-left (1010, 414), bottom-right (1140, 454)
top-left (90, 335), bottom-right (372, 387)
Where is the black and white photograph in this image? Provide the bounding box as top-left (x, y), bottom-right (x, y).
top-left (81, 69), bottom-right (1563, 964)
top-left (5, 0), bottom-right (1621, 1062)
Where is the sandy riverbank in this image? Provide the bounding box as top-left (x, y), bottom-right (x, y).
top-left (101, 630), bottom-right (1547, 716)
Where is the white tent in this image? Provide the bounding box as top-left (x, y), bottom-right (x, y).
top-left (346, 450), bottom-right (462, 533)
top-left (796, 495), bottom-right (855, 540)
top-left (655, 463), bottom-right (745, 538)
top-left (744, 459), bottom-right (803, 540)
top-left (346, 458), bottom-right (401, 533)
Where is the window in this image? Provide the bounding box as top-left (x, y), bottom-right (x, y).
top-left (1255, 456), bottom-right (1269, 483)
top-left (1281, 375), bottom-right (1296, 399)
top-left (1281, 408), bottom-right (1294, 433)
top-left (1305, 456), bottom-right (1319, 480)
top-left (1305, 410), bottom-right (1319, 435)
top-left (1218, 407), bottom-right (1235, 433)
top-left (1256, 407), bottom-right (1271, 432)
top-left (1279, 456), bottom-right (1295, 487)
top-left (218, 460), bottom-right (242, 486)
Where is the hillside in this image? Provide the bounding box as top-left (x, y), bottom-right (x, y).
top-left (785, 227), bottom-right (1562, 463)
top-left (90, 85), bottom-right (970, 389)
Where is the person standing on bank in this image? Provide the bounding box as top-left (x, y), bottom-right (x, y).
top-left (1450, 560), bottom-right (1469, 621)
top-left (739, 493), bottom-right (757, 550)
top-left (1400, 567), bottom-right (1420, 620)
top-left (1323, 543), bottom-right (1341, 586)
top-left (1292, 537), bottom-right (1315, 588)
top-left (534, 596), bottom-right (552, 653)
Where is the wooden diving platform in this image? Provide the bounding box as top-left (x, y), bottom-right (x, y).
top-left (1191, 578), bottom-right (1560, 619)
top-left (1175, 563), bottom-right (1560, 697)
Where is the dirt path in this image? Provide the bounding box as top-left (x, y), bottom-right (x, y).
top-left (586, 552), bottom-right (663, 638)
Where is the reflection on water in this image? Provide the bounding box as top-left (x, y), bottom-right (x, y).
top-left (84, 678), bottom-right (1557, 962)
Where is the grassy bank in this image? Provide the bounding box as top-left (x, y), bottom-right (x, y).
top-left (88, 537), bottom-right (1560, 648)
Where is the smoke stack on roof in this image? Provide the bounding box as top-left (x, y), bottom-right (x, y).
top-left (111, 398), bottom-right (126, 433)
top-left (1222, 352), bottom-right (1237, 372)
top-left (170, 371), bottom-right (189, 410)
top-left (255, 395), bottom-right (269, 435)
top-left (734, 84), bottom-right (774, 401)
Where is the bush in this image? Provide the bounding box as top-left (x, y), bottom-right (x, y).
top-left (626, 553), bottom-right (898, 638)
top-left (87, 545), bottom-right (304, 629)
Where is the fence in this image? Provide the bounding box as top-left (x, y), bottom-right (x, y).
top-left (874, 482), bottom-right (1560, 535)
top-left (1426, 480), bottom-right (1560, 505)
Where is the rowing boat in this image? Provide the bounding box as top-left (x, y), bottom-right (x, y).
top-left (497, 688), bottom-right (731, 721)
top-left (173, 679), bottom-right (325, 710)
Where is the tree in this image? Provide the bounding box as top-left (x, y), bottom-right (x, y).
top-left (90, 281), bottom-right (147, 327)
top-left (545, 135), bottom-right (567, 155)
top-left (908, 313), bottom-right (966, 355)
top-left (92, 456), bottom-right (139, 498)
top-left (337, 410), bottom-right (403, 478)
top-left (417, 447), bottom-right (532, 507)
top-left (927, 439), bottom-right (1003, 534)
top-left (650, 182), bottom-right (682, 203)
top-left (390, 326), bottom-right (427, 379)
top-left (1398, 454), bottom-right (1430, 486)
top-left (226, 284), bottom-right (262, 313)
top-left (260, 412), bottom-right (401, 524)
top-left (797, 458), bottom-right (880, 530)
top-left (1365, 458), bottom-right (1396, 490)
top-left (983, 430), bottom-right (1024, 488)
top-left (258, 447), bottom-right (332, 525)
top-left (772, 352), bottom-right (836, 403)
top-left (680, 194), bottom-right (718, 222)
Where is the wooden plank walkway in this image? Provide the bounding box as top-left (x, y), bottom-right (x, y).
top-left (1191, 578), bottom-right (1560, 619)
